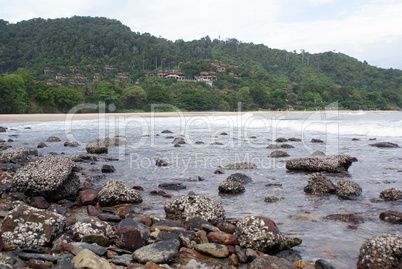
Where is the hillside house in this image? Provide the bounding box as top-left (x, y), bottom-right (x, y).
top-left (44, 67), bottom-right (51, 75)
top-left (46, 79), bottom-right (53, 85)
top-left (217, 64), bottom-right (226, 72)
top-left (283, 88), bottom-right (294, 93)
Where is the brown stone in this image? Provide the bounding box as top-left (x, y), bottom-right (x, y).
top-left (30, 196), bottom-right (50, 209)
top-left (114, 226), bottom-right (144, 252)
top-left (230, 253), bottom-right (239, 266)
top-left (87, 205), bottom-right (100, 216)
top-left (207, 232), bottom-right (238, 245)
top-left (216, 221), bottom-right (236, 234)
top-left (28, 259), bottom-right (50, 269)
top-left (133, 186), bottom-right (144, 191)
top-left (324, 213), bottom-right (365, 224)
top-left (106, 250), bottom-right (118, 259)
top-left (133, 214), bottom-right (152, 227)
top-left (379, 210), bottom-right (402, 224)
top-left (197, 230), bottom-right (209, 244)
top-left (178, 247), bottom-right (206, 259)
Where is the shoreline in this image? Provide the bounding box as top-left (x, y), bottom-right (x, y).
top-left (0, 110), bottom-right (399, 123)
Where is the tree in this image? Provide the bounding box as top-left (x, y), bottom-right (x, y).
top-left (269, 89), bottom-right (287, 109)
top-left (0, 74), bottom-right (29, 113)
top-left (121, 85), bottom-right (147, 110)
top-left (93, 84), bottom-right (121, 110)
top-left (146, 85), bottom-right (170, 104)
top-left (52, 88), bottom-right (84, 112)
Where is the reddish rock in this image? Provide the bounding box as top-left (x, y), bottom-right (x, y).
top-left (79, 189), bottom-right (99, 205)
top-left (325, 213), bottom-right (365, 224)
top-left (216, 221), bottom-right (236, 234)
top-left (133, 214), bottom-right (152, 227)
top-left (87, 205), bottom-right (100, 216)
top-left (379, 210), bottom-right (402, 224)
top-left (30, 196), bottom-right (50, 209)
top-left (114, 226), bottom-right (145, 251)
top-left (65, 217), bottom-right (77, 227)
top-left (248, 255), bottom-right (297, 269)
top-left (106, 250), bottom-right (118, 259)
top-left (0, 167), bottom-right (7, 171)
top-left (116, 207), bottom-right (130, 219)
top-left (133, 185), bottom-right (144, 191)
top-left (207, 231), bottom-right (238, 245)
top-left (230, 253), bottom-right (239, 266)
top-left (178, 247), bottom-right (206, 259)
top-left (145, 262), bottom-right (169, 269)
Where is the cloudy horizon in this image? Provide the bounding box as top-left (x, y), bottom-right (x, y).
top-left (1, 0), bottom-right (402, 70)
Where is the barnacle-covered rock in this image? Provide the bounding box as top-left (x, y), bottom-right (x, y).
top-left (269, 150), bottom-right (290, 158)
top-left (218, 180), bottom-right (245, 194)
top-left (0, 147), bottom-right (41, 163)
top-left (235, 216), bottom-right (286, 253)
top-left (380, 188), bottom-right (402, 201)
top-left (1, 205), bottom-right (65, 249)
top-left (69, 217), bottom-right (114, 240)
top-left (304, 173), bottom-right (336, 195)
top-left (223, 162), bottom-right (257, 170)
top-left (286, 155), bottom-right (355, 173)
top-left (97, 179), bottom-right (142, 206)
top-left (226, 173), bottom-right (252, 184)
top-left (85, 138), bottom-right (131, 154)
top-left (11, 156), bottom-right (80, 201)
top-left (336, 179), bottom-right (362, 198)
top-left (357, 234), bottom-right (402, 269)
top-left (164, 194), bottom-right (225, 224)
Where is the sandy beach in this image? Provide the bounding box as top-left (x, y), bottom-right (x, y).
top-left (0, 110), bottom-right (398, 123)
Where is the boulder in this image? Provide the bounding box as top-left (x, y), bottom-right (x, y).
top-left (380, 188), bottom-right (402, 201)
top-left (218, 180), bottom-right (245, 194)
top-left (286, 155), bottom-right (355, 173)
top-left (280, 143), bottom-right (294, 149)
top-left (269, 150), bottom-right (289, 158)
top-left (64, 141), bottom-right (80, 147)
top-left (85, 141), bottom-right (108, 154)
top-left (114, 226), bottom-right (145, 251)
top-left (11, 156), bottom-right (80, 201)
top-left (1, 205), bottom-right (65, 249)
top-left (164, 194), bottom-right (225, 224)
top-left (172, 137), bottom-right (186, 145)
top-left (274, 137), bottom-right (288, 142)
top-left (78, 189), bottom-right (99, 205)
top-left (311, 138), bottom-right (324, 143)
top-left (101, 164), bottom-right (115, 173)
top-left (37, 142), bottom-right (48, 148)
top-left (357, 234), bottom-right (402, 269)
top-left (288, 138), bottom-right (301, 142)
top-left (132, 240), bottom-right (179, 264)
top-left (264, 196), bottom-right (284, 203)
top-left (235, 216), bottom-right (286, 252)
top-left (226, 173), bottom-right (252, 184)
top-left (304, 173), bottom-right (336, 195)
top-left (69, 217), bottom-right (114, 241)
top-left (369, 142), bottom-right (400, 148)
top-left (223, 162), bottom-right (257, 169)
top-left (161, 130), bottom-right (173, 134)
top-left (336, 180), bottom-right (362, 198)
top-left (0, 147), bottom-right (41, 163)
top-left (72, 249), bottom-right (112, 269)
top-left (97, 179), bottom-right (142, 206)
top-left (0, 127), bottom-right (7, 132)
top-left (207, 232), bottom-right (238, 245)
top-left (47, 136), bottom-right (61, 142)
top-left (379, 210), bottom-right (402, 224)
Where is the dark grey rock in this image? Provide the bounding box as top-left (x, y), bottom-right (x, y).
top-left (275, 137), bottom-right (288, 142)
top-left (155, 159), bottom-right (169, 167)
top-left (0, 147), bottom-right (41, 163)
top-left (158, 182), bottom-right (186, 190)
top-left (218, 180), bottom-right (245, 194)
top-left (336, 179), bottom-right (362, 198)
top-left (369, 142), bottom-right (400, 148)
top-left (304, 173), bottom-right (336, 195)
top-left (226, 173), bottom-right (252, 184)
top-left (269, 150), bottom-right (290, 158)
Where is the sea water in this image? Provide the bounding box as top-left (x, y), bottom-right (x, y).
top-left (1, 111), bottom-right (401, 267)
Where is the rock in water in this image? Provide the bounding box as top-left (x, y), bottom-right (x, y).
top-left (286, 155), bottom-right (355, 173)
top-left (164, 194), bottom-right (225, 224)
top-left (235, 216), bottom-right (286, 253)
top-left (0, 147), bottom-right (41, 163)
top-left (380, 188), bottom-right (402, 201)
top-left (226, 173), bottom-right (252, 184)
top-left (248, 255), bottom-right (298, 269)
top-left (336, 179), bottom-right (362, 198)
top-left (304, 173), bottom-right (336, 195)
top-left (357, 234), bottom-right (402, 269)
top-left (97, 179), bottom-right (142, 206)
top-left (1, 205), bottom-right (66, 248)
top-left (11, 156), bottom-right (79, 201)
top-left (269, 150), bottom-right (290, 158)
top-left (218, 180), bottom-right (245, 194)
top-left (369, 142), bottom-right (399, 148)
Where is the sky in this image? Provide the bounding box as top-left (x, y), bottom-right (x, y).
top-left (1, 0), bottom-right (402, 70)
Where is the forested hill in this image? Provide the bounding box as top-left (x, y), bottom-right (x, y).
top-left (0, 16), bottom-right (401, 113)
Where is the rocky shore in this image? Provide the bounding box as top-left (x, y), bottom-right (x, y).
top-left (0, 128), bottom-right (401, 268)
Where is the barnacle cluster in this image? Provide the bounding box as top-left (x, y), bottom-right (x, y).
top-left (97, 179), bottom-right (142, 206)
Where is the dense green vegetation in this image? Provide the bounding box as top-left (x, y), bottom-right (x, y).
top-left (0, 16), bottom-right (401, 114)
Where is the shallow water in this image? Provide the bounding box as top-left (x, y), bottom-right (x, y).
top-left (1, 111), bottom-right (401, 267)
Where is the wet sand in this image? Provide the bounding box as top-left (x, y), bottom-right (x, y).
top-left (0, 110), bottom-right (398, 123)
